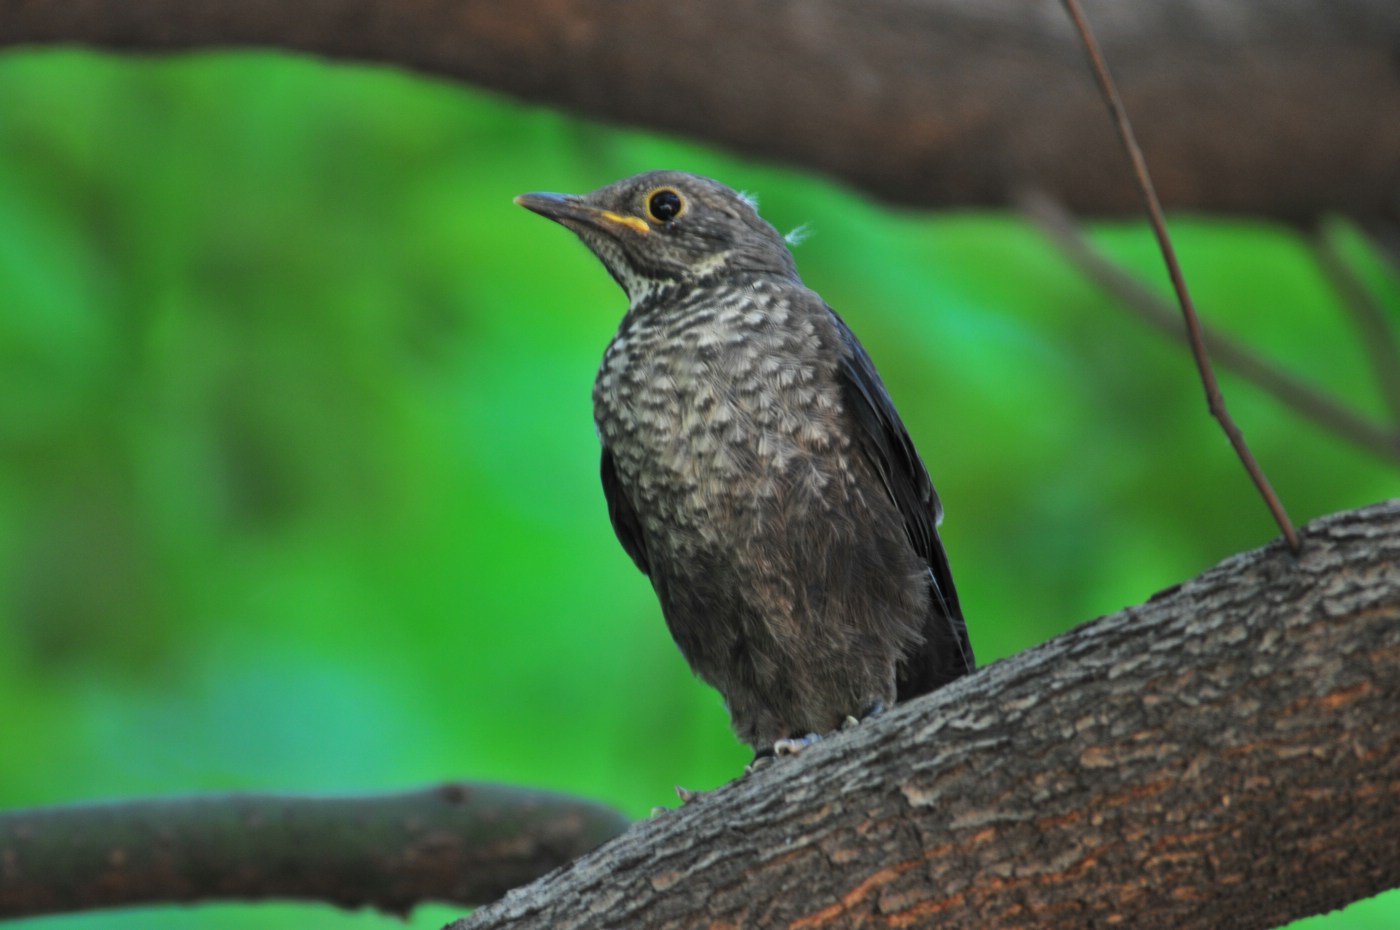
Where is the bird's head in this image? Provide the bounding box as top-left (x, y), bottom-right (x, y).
top-left (515, 171), bottom-right (800, 308)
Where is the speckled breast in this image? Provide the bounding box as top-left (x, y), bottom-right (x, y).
top-left (593, 280), bottom-right (853, 553)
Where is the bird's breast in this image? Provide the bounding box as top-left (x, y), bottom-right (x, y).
top-left (593, 286), bottom-right (852, 543)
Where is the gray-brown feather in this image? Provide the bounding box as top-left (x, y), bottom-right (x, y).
top-left (519, 170), bottom-right (972, 755)
top-left (595, 279), bottom-right (934, 748)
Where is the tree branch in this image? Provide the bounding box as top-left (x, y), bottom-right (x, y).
top-left (453, 500), bottom-right (1400, 930)
top-left (0, 783), bottom-right (630, 919)
top-left (1312, 222), bottom-right (1400, 427)
top-left (1021, 191), bottom-right (1400, 467)
top-left (1, 0), bottom-right (1397, 219)
top-left (3, 504), bottom-right (1397, 926)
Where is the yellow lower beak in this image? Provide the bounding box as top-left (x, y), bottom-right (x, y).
top-left (515, 193), bottom-right (651, 236)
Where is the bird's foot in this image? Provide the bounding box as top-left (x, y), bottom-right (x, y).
top-left (744, 752), bottom-right (773, 775)
top-left (744, 732), bottom-right (822, 774)
top-left (841, 702), bottom-right (886, 731)
top-left (650, 785), bottom-right (704, 815)
top-left (746, 709), bottom-right (883, 774)
top-left (774, 732), bottom-right (824, 756)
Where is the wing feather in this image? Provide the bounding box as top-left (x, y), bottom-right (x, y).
top-left (601, 447), bottom-right (650, 577)
top-left (829, 309), bottom-right (975, 695)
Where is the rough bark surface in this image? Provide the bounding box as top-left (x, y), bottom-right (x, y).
top-left (1, 0), bottom-right (1398, 219)
top-left (453, 500), bottom-right (1400, 930)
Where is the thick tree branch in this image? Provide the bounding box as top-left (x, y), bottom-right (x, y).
top-left (2, 505), bottom-right (1396, 925)
top-left (0, 783), bottom-right (629, 918)
top-left (2, 0), bottom-right (1398, 219)
top-left (454, 500), bottom-right (1400, 930)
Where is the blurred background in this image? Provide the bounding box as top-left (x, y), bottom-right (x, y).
top-left (0, 50), bottom-right (1395, 929)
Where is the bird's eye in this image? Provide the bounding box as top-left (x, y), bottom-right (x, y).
top-left (647, 189), bottom-right (685, 223)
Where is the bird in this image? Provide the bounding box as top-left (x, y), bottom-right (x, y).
top-left (515, 171), bottom-right (973, 762)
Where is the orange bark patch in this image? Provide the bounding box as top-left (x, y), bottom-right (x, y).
top-left (787, 858), bottom-right (921, 929)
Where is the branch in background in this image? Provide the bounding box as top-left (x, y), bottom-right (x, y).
top-left (1021, 192), bottom-right (1400, 468)
top-left (0, 0), bottom-right (1397, 219)
top-left (1360, 217), bottom-right (1400, 275)
top-left (452, 501), bottom-right (1400, 930)
top-left (1313, 222), bottom-right (1400, 426)
top-left (1059, 0), bottom-right (1299, 553)
top-left (0, 783), bottom-right (631, 919)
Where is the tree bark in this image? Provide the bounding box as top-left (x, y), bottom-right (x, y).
top-left (452, 500), bottom-right (1400, 930)
top-left (0, 784), bottom-right (629, 918)
top-left (1, 0), bottom-right (1397, 219)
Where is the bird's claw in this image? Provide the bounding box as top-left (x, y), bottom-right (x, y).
top-left (773, 732), bottom-right (823, 756)
top-left (839, 701), bottom-right (886, 731)
top-left (744, 753), bottom-right (773, 775)
top-left (747, 709), bottom-right (882, 773)
top-left (744, 734), bottom-right (819, 774)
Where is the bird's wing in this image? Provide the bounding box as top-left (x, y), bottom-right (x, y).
top-left (829, 308), bottom-right (975, 694)
top-left (601, 446), bottom-right (651, 577)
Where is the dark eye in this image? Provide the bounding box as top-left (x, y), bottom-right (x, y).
top-left (647, 189), bottom-right (684, 222)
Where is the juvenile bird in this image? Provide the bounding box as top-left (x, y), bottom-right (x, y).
top-left (516, 172), bottom-right (973, 762)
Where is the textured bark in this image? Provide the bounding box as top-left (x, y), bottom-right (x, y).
top-left (454, 500), bottom-right (1400, 930)
top-left (2, 0), bottom-right (1398, 219)
top-left (0, 784), bottom-right (629, 918)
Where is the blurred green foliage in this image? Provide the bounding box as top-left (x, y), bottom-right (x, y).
top-left (0, 50), bottom-right (1395, 930)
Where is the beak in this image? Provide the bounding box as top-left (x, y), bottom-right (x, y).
top-left (514, 192), bottom-right (651, 236)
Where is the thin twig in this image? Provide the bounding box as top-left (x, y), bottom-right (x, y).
top-left (1312, 222), bottom-right (1400, 426)
top-left (1021, 193), bottom-right (1400, 467)
top-left (1060, 0), bottom-right (1302, 553)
